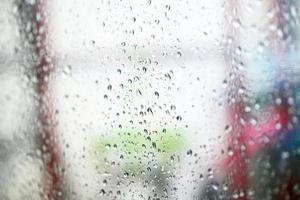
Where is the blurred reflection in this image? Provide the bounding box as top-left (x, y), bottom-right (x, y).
top-left (202, 1), bottom-right (300, 200)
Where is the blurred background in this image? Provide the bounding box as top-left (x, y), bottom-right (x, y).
top-left (1, 0), bottom-right (300, 199)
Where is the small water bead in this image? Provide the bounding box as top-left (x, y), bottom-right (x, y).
top-left (247, 189), bottom-right (255, 197)
top-left (211, 183), bottom-right (219, 191)
top-left (176, 51), bottom-right (182, 57)
top-left (232, 19), bottom-right (242, 29)
top-left (176, 115), bottom-right (182, 121)
top-left (105, 143), bottom-right (111, 149)
top-left (232, 191), bottom-right (239, 199)
top-left (238, 87), bottom-right (245, 94)
top-left (228, 147), bottom-right (234, 156)
top-left (165, 4), bottom-right (171, 11)
top-left (199, 174), bottom-right (204, 181)
top-left (240, 144), bottom-right (246, 152)
top-left (250, 118), bottom-right (257, 126)
top-left (261, 133), bottom-right (270, 143)
top-left (288, 97), bottom-right (294, 105)
top-left (275, 97), bottom-right (282, 105)
top-left (170, 105), bottom-right (176, 110)
top-left (224, 125), bottom-right (233, 133)
top-left (99, 189), bottom-right (106, 196)
top-left (244, 106), bottom-right (251, 113)
top-left (275, 122), bottom-right (282, 130)
top-left (222, 79), bottom-right (228, 88)
top-left (254, 103), bottom-right (260, 110)
top-left (281, 151), bottom-right (290, 159)
top-left (123, 171), bottom-right (129, 177)
top-left (227, 36), bottom-right (233, 44)
top-left (63, 65), bottom-right (72, 76)
top-left (257, 42), bottom-right (265, 53)
top-left (240, 118), bottom-right (246, 125)
top-left (223, 183), bottom-right (228, 191)
top-left (207, 168), bottom-right (214, 179)
top-left (186, 149), bottom-right (193, 156)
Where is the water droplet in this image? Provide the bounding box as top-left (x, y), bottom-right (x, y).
top-left (63, 65), bottom-right (72, 76)
top-left (250, 118), bottom-right (257, 126)
top-left (124, 171), bottom-right (129, 177)
top-left (281, 151), bottom-right (289, 159)
top-left (166, 4), bottom-right (171, 10)
top-left (228, 147), bottom-right (234, 156)
top-left (254, 103), bottom-right (260, 110)
top-left (147, 107), bottom-right (153, 114)
top-left (240, 144), bottom-right (246, 152)
top-left (99, 189), bottom-right (106, 196)
top-left (288, 97), bottom-right (294, 105)
top-left (176, 115), bottom-right (182, 121)
top-left (224, 125), bottom-right (232, 133)
top-left (176, 51), bottom-right (182, 57)
top-left (275, 122), bottom-right (282, 130)
top-left (211, 183), bottom-right (219, 191)
top-left (223, 184), bottom-right (228, 191)
top-left (232, 19), bottom-right (241, 29)
top-left (232, 191), bottom-right (239, 199)
top-left (244, 106), bottom-right (251, 113)
top-left (222, 79), bottom-right (228, 88)
top-left (275, 97), bottom-right (282, 105)
top-left (187, 149), bottom-right (193, 156)
top-left (105, 143), bottom-right (111, 150)
top-left (199, 174), bottom-right (204, 181)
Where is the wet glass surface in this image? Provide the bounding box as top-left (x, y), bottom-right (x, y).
top-left (1, 0), bottom-right (300, 199)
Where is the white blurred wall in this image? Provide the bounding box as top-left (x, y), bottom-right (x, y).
top-left (49, 0), bottom-right (226, 199)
